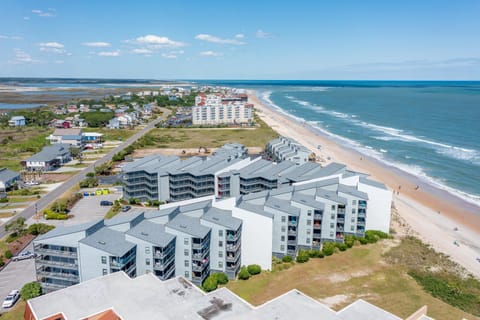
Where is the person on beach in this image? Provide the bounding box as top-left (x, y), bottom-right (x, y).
top-left (415, 185), bottom-right (419, 190)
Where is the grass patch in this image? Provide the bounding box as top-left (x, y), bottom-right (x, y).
top-left (140, 117), bottom-right (277, 149)
top-left (0, 127), bottom-right (53, 170)
top-left (0, 212), bottom-right (15, 218)
top-left (226, 240), bottom-right (479, 320)
top-left (0, 300), bottom-right (26, 320)
top-left (6, 196), bottom-right (38, 203)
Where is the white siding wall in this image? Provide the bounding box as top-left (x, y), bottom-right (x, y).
top-left (358, 183), bottom-right (392, 233)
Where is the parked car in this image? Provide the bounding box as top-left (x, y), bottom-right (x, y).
top-left (121, 205), bottom-right (131, 212)
top-left (2, 290), bottom-right (20, 308)
top-left (100, 200), bottom-right (113, 206)
top-left (12, 251), bottom-right (36, 261)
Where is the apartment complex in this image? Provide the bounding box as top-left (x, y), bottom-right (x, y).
top-left (265, 136), bottom-right (312, 165)
top-left (33, 200), bottom-right (242, 293)
top-left (25, 272), bottom-right (433, 320)
top-left (192, 93), bottom-right (254, 125)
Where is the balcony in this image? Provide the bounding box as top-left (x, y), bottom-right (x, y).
top-left (313, 223), bottom-right (322, 229)
top-left (314, 213), bottom-right (322, 220)
top-left (39, 282), bottom-right (70, 291)
top-left (192, 260), bottom-right (209, 272)
top-left (153, 256), bottom-right (175, 271)
top-left (287, 229), bottom-right (297, 235)
top-left (336, 226), bottom-right (344, 232)
top-left (357, 220), bottom-right (365, 226)
top-left (226, 252), bottom-right (240, 263)
top-left (226, 241), bottom-right (241, 252)
top-left (37, 270), bottom-right (79, 282)
top-left (287, 239), bottom-right (297, 245)
top-left (192, 241), bottom-right (209, 249)
top-left (337, 218), bottom-right (345, 224)
top-left (337, 209), bottom-right (346, 215)
top-left (288, 220), bottom-right (298, 226)
top-left (36, 258), bottom-right (77, 269)
top-left (192, 250), bottom-right (209, 261)
top-left (34, 246), bottom-right (77, 258)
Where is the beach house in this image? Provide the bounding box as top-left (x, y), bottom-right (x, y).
top-left (46, 128), bottom-right (83, 147)
top-left (23, 144), bottom-right (72, 172)
top-left (8, 115), bottom-right (26, 127)
top-left (0, 168), bottom-right (20, 196)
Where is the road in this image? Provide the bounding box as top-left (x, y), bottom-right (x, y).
top-left (0, 117), bottom-right (162, 239)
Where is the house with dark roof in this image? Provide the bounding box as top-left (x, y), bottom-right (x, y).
top-left (23, 143), bottom-right (71, 171)
top-left (0, 168), bottom-right (20, 195)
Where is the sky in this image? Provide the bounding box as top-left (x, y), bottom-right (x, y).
top-left (0, 0), bottom-right (479, 80)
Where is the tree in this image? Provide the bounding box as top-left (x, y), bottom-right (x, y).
top-left (69, 146), bottom-right (82, 159)
top-left (247, 264), bottom-right (262, 275)
top-left (322, 242), bottom-right (336, 256)
top-left (202, 275), bottom-right (218, 292)
top-left (21, 282), bottom-right (42, 300)
top-left (214, 273), bottom-right (229, 285)
top-left (27, 223), bottom-right (55, 235)
top-left (296, 250), bottom-right (310, 263)
top-left (51, 200), bottom-right (68, 213)
top-left (4, 217), bottom-right (26, 236)
top-left (94, 161), bottom-right (113, 176)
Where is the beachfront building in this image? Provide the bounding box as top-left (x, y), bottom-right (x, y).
top-left (46, 128), bottom-right (83, 148)
top-left (22, 143), bottom-right (71, 172)
top-left (25, 271), bottom-right (432, 320)
top-left (192, 93), bottom-right (254, 125)
top-left (8, 115), bottom-right (26, 127)
top-left (33, 199), bottom-right (243, 293)
top-left (266, 136), bottom-right (312, 165)
top-left (122, 143), bottom-right (250, 203)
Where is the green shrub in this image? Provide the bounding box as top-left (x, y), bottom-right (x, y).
top-left (282, 255), bottom-right (293, 263)
top-left (365, 230), bottom-right (390, 243)
top-left (358, 237), bottom-right (369, 245)
top-left (345, 235), bottom-right (355, 248)
top-left (44, 209), bottom-right (69, 220)
top-left (5, 250), bottom-right (13, 259)
top-left (247, 264), bottom-right (262, 275)
top-left (27, 223), bottom-right (55, 235)
top-left (86, 172), bottom-right (95, 178)
top-left (0, 257), bottom-right (4, 268)
top-left (0, 197), bottom-right (8, 203)
top-left (129, 197), bottom-right (138, 205)
top-left (322, 242), bottom-right (336, 256)
top-left (79, 177), bottom-right (98, 188)
top-left (21, 282), bottom-right (42, 300)
top-left (308, 250), bottom-right (325, 258)
top-left (214, 272), bottom-right (229, 285)
top-left (336, 243), bottom-right (348, 251)
top-left (202, 275), bottom-right (218, 292)
top-left (296, 250), bottom-right (310, 263)
top-left (238, 266), bottom-right (250, 280)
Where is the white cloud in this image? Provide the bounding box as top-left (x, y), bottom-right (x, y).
top-left (83, 42), bottom-right (110, 47)
top-left (23, 16), bottom-right (30, 20)
top-left (11, 49), bottom-right (37, 64)
top-left (255, 29), bottom-right (270, 38)
top-left (235, 34), bottom-right (245, 39)
top-left (132, 35), bottom-right (186, 48)
top-left (39, 42), bottom-right (66, 54)
top-left (132, 48), bottom-right (153, 54)
top-left (161, 53), bottom-right (177, 59)
top-left (0, 35), bottom-right (22, 40)
top-left (32, 9), bottom-right (56, 18)
top-left (195, 34), bottom-right (245, 45)
top-left (98, 50), bottom-right (120, 57)
top-left (200, 51), bottom-right (223, 57)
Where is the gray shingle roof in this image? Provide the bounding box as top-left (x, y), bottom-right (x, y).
top-left (144, 207), bottom-right (180, 220)
top-left (0, 168), bottom-right (20, 182)
top-left (359, 177), bottom-right (388, 190)
top-left (166, 215), bottom-right (210, 238)
top-left (316, 189), bottom-right (348, 205)
top-left (35, 220), bottom-right (104, 241)
top-left (80, 227), bottom-right (135, 256)
top-left (236, 201), bottom-right (274, 219)
top-left (27, 143), bottom-right (71, 162)
top-left (104, 211), bottom-right (145, 227)
top-left (126, 220), bottom-right (175, 247)
top-left (265, 197), bottom-right (300, 216)
top-left (338, 184), bottom-right (369, 200)
top-left (291, 194), bottom-right (325, 210)
top-left (202, 207), bottom-right (242, 230)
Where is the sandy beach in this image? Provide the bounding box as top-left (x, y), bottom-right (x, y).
top-left (249, 91), bottom-right (480, 278)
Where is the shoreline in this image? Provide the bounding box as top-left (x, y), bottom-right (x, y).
top-left (248, 91), bottom-right (480, 277)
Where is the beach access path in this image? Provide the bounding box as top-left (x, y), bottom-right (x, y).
top-left (249, 92), bottom-right (480, 278)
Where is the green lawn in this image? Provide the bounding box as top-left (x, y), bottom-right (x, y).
top-left (226, 240), bottom-right (480, 320)
top-left (0, 300), bottom-right (26, 320)
top-left (82, 127), bottom-right (139, 141)
top-left (142, 117), bottom-right (277, 149)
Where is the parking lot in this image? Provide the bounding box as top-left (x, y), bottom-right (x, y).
top-left (0, 244), bottom-right (36, 314)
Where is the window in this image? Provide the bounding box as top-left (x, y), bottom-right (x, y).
top-left (184, 238), bottom-right (189, 245)
top-left (184, 249), bottom-right (189, 256)
top-left (307, 219), bottom-right (312, 226)
top-left (307, 210), bottom-right (312, 216)
top-left (351, 226), bottom-right (355, 231)
top-left (146, 258), bottom-right (150, 266)
top-left (352, 208), bottom-right (356, 214)
top-left (306, 238), bottom-right (311, 244)
top-left (330, 232), bottom-right (334, 237)
top-left (219, 251), bottom-right (223, 258)
top-left (307, 229), bottom-right (311, 235)
top-left (185, 271), bottom-right (189, 278)
top-left (101, 256), bottom-right (106, 264)
top-left (352, 200), bottom-right (357, 205)
top-left (219, 230), bottom-right (223, 237)
top-left (331, 205), bottom-right (336, 211)
top-left (280, 245), bottom-right (285, 251)
top-left (331, 214), bottom-right (335, 219)
top-left (219, 240), bottom-right (223, 247)
top-left (102, 269), bottom-right (107, 275)
top-left (351, 217), bottom-right (355, 222)
top-left (330, 223), bottom-right (334, 228)
top-left (281, 235), bottom-right (285, 242)
top-left (218, 261), bottom-right (223, 268)
top-left (281, 216), bottom-right (286, 223)
top-left (185, 260), bottom-right (189, 267)
top-left (281, 226), bottom-right (286, 232)
top-left (145, 247), bottom-right (150, 254)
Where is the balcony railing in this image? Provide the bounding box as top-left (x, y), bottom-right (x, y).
top-left (192, 241), bottom-right (209, 249)
top-left (287, 239), bottom-right (297, 245)
top-left (37, 270), bottom-right (79, 281)
top-left (226, 253), bottom-right (240, 263)
top-left (226, 242), bottom-right (241, 252)
top-left (288, 221), bottom-right (298, 226)
top-left (153, 256), bottom-right (175, 271)
top-left (192, 250), bottom-right (209, 261)
top-left (34, 247), bottom-right (77, 258)
top-left (36, 258), bottom-right (77, 269)
top-left (192, 260), bottom-right (209, 272)
top-left (39, 282), bottom-right (70, 291)
top-left (357, 220), bottom-right (365, 226)
top-left (337, 218), bottom-right (345, 223)
top-left (313, 224), bottom-right (322, 229)
top-left (226, 232), bottom-right (241, 241)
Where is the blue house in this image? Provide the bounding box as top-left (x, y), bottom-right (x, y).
top-left (8, 116), bottom-right (26, 127)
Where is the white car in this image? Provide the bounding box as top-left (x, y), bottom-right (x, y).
top-left (2, 290), bottom-right (20, 308)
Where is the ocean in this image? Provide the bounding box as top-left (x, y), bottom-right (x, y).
top-left (2, 78), bottom-right (479, 207)
top-left (207, 80), bottom-right (480, 207)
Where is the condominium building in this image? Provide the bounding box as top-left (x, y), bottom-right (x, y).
top-left (192, 93), bottom-right (254, 125)
top-left (266, 136), bottom-right (312, 165)
top-left (25, 272), bottom-right (433, 320)
top-left (33, 199), bottom-right (242, 293)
